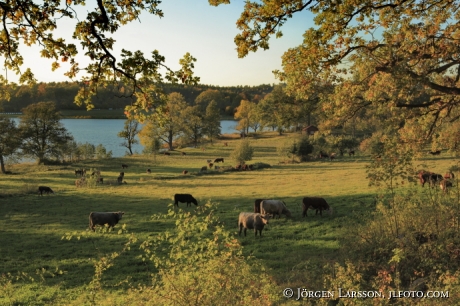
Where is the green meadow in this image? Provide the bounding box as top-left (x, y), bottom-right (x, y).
top-left (1, 132), bottom-right (458, 305)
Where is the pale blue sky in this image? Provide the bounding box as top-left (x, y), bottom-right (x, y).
top-left (14, 1), bottom-right (313, 86)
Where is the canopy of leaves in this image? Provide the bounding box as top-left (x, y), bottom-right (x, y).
top-left (0, 0), bottom-right (200, 118)
top-left (215, 0), bottom-right (460, 147)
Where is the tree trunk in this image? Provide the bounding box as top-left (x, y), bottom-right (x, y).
top-left (0, 155), bottom-right (5, 174)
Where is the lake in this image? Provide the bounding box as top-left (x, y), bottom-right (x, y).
top-left (13, 119), bottom-right (240, 157)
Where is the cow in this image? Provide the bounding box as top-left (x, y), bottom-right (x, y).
top-left (182, 170), bottom-right (188, 175)
top-left (89, 211), bottom-right (124, 231)
top-left (238, 212), bottom-right (270, 237)
top-left (429, 173), bottom-right (444, 187)
top-left (241, 164), bottom-right (249, 170)
top-left (235, 164), bottom-right (242, 171)
top-left (214, 158), bottom-right (224, 163)
top-left (119, 172), bottom-right (125, 177)
top-left (418, 171), bottom-right (433, 187)
top-left (440, 179), bottom-right (453, 193)
top-left (302, 197), bottom-right (333, 217)
top-left (200, 166), bottom-right (207, 172)
top-left (429, 150), bottom-right (441, 155)
top-left (164, 152), bottom-right (171, 156)
top-left (329, 153), bottom-right (336, 161)
top-left (121, 164), bottom-right (128, 169)
top-left (444, 171), bottom-right (455, 180)
top-left (181, 152), bottom-right (187, 156)
top-left (349, 150), bottom-right (355, 157)
top-left (75, 177), bottom-right (86, 188)
top-left (208, 163), bottom-right (214, 169)
top-left (117, 175), bottom-right (124, 184)
top-left (248, 164), bottom-right (254, 170)
top-left (254, 199), bottom-right (264, 213)
top-left (38, 186), bottom-right (54, 196)
top-left (146, 169), bottom-right (151, 174)
top-left (75, 169), bottom-right (82, 177)
top-left (174, 193), bottom-right (198, 207)
top-left (319, 151), bottom-right (329, 159)
top-left (260, 200), bottom-right (292, 219)
top-left (97, 177), bottom-right (104, 184)
top-left (224, 142), bottom-right (228, 147)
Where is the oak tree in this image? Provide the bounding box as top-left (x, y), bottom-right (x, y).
top-left (19, 102), bottom-right (73, 164)
top-left (118, 118), bottom-right (140, 155)
top-left (0, 116), bottom-right (22, 173)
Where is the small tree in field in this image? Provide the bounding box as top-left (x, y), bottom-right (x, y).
top-left (118, 118), bottom-right (140, 155)
top-left (0, 116), bottom-right (22, 173)
top-left (230, 139), bottom-right (254, 165)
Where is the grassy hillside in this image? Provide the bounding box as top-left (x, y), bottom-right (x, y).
top-left (1, 132), bottom-right (458, 305)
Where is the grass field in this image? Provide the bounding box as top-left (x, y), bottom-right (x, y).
top-left (1, 132), bottom-right (458, 305)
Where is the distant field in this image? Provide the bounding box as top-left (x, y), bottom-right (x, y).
top-left (0, 132), bottom-right (458, 304)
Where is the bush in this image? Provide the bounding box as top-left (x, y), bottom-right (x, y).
top-left (230, 139), bottom-right (254, 165)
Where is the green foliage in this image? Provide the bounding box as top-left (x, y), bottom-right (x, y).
top-left (78, 142), bottom-right (96, 160)
top-left (19, 102), bottom-right (73, 164)
top-left (139, 201), bottom-right (279, 305)
top-left (230, 139), bottom-right (254, 165)
top-left (203, 100), bottom-right (221, 143)
top-left (0, 116), bottom-right (22, 173)
top-left (95, 144), bottom-right (113, 159)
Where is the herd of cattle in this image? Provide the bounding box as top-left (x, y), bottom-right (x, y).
top-left (35, 156), bottom-right (457, 235)
top-left (418, 170), bottom-right (455, 193)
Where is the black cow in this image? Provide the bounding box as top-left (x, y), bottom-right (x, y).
top-left (319, 151), bottom-right (329, 159)
top-left (429, 150), bottom-right (441, 155)
top-left (214, 158), bottom-right (224, 163)
top-left (38, 186), bottom-right (54, 196)
top-left (89, 211), bottom-right (124, 231)
top-left (121, 164), bottom-right (128, 169)
top-left (174, 194), bottom-right (198, 207)
top-left (302, 197), bottom-right (332, 217)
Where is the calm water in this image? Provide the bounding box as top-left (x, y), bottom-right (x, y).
top-left (13, 119), bottom-right (239, 157)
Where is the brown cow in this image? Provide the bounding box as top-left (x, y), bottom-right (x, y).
top-left (208, 163), bottom-right (214, 169)
top-left (223, 142), bottom-right (228, 147)
top-left (440, 179), bottom-right (453, 193)
top-left (444, 171), bottom-right (455, 180)
top-left (200, 166), bottom-right (207, 172)
top-left (182, 170), bottom-right (189, 175)
top-left (181, 152), bottom-right (187, 156)
top-left (302, 197), bottom-right (333, 217)
top-left (164, 152), bottom-right (171, 156)
top-left (146, 169), bottom-right (151, 174)
top-left (348, 150), bottom-right (355, 157)
top-left (254, 199), bottom-right (264, 213)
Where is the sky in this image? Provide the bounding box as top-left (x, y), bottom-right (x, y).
top-left (11, 0), bottom-right (314, 87)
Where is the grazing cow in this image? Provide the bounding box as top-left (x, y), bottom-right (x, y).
top-left (182, 170), bottom-right (188, 175)
top-left (181, 152), bottom-right (186, 156)
top-left (164, 152), bottom-right (171, 156)
top-left (248, 164), bottom-right (254, 170)
top-left (235, 164), bottom-right (242, 171)
top-left (241, 164), bottom-right (249, 170)
top-left (75, 169), bottom-right (82, 177)
top-left (224, 142), bottom-right (228, 147)
top-left (329, 153), bottom-right (336, 161)
top-left (97, 177), bottom-right (104, 184)
top-left (444, 171), bottom-right (455, 180)
top-left (119, 172), bottom-right (125, 177)
top-left (349, 150), bottom-right (355, 157)
top-left (238, 212), bottom-right (269, 237)
top-left (174, 193), bottom-right (198, 207)
top-left (200, 166), bottom-right (207, 172)
top-left (440, 179), bottom-right (453, 193)
top-left (429, 173), bottom-right (444, 187)
top-left (302, 197), bottom-right (333, 217)
top-left (429, 150), bottom-right (441, 155)
top-left (146, 169), bottom-right (151, 174)
top-left (418, 171), bottom-right (432, 187)
top-left (208, 163), bottom-right (214, 169)
top-left (89, 211), bottom-right (124, 231)
top-left (75, 177), bottom-right (86, 188)
top-left (260, 200), bottom-right (292, 218)
top-left (254, 199), bottom-right (264, 213)
top-left (214, 158), bottom-right (224, 163)
top-left (319, 151), bottom-right (329, 159)
top-left (117, 175), bottom-right (124, 184)
top-left (121, 164), bottom-right (128, 169)
top-left (38, 186), bottom-right (54, 196)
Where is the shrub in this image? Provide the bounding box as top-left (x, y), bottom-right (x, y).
top-left (230, 139), bottom-right (254, 165)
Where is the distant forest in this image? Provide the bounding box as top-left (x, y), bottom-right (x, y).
top-left (0, 82), bottom-right (274, 115)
